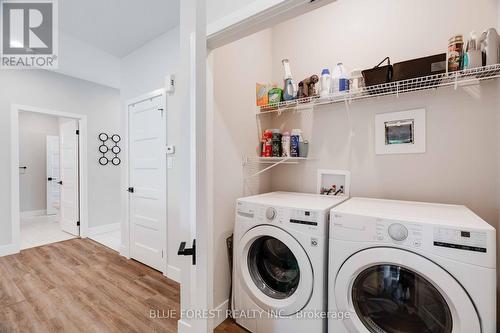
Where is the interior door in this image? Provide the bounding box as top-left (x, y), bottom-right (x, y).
top-left (59, 119), bottom-right (80, 236)
top-left (46, 135), bottom-right (60, 215)
top-left (128, 93), bottom-right (166, 272)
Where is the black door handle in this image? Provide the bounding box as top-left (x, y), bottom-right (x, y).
top-left (127, 187), bottom-right (134, 193)
top-left (178, 239), bottom-right (196, 265)
top-left (57, 181), bottom-right (63, 185)
top-left (48, 177), bottom-right (53, 181)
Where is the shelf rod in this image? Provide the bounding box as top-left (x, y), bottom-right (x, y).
top-left (244, 157), bottom-right (292, 179)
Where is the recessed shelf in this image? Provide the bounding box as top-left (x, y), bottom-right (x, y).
top-left (257, 64), bottom-right (500, 115)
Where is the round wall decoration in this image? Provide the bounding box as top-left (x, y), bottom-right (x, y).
top-left (98, 133), bottom-right (121, 166)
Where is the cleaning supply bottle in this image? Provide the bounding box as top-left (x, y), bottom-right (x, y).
top-left (281, 132), bottom-right (291, 157)
top-left (320, 68), bottom-right (331, 98)
top-left (282, 59), bottom-right (296, 101)
top-left (290, 129), bottom-right (303, 157)
top-left (332, 63), bottom-right (349, 93)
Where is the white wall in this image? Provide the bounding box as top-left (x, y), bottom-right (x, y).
top-left (0, 70), bottom-right (121, 246)
top-left (18, 113), bottom-right (59, 213)
top-left (120, 27), bottom-right (183, 277)
top-left (52, 33), bottom-right (121, 89)
top-left (120, 27), bottom-right (180, 100)
top-left (211, 0), bottom-right (500, 310)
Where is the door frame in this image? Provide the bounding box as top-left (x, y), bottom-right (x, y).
top-left (122, 89), bottom-right (169, 276)
top-left (46, 135), bottom-right (60, 216)
top-left (183, 1), bottom-right (336, 332)
top-left (10, 104), bottom-right (89, 252)
top-left (181, 1), bottom-right (336, 332)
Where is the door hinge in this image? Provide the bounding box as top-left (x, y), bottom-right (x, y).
top-left (76, 130), bottom-right (80, 135)
top-left (162, 250), bottom-right (164, 259)
top-left (77, 221), bottom-right (80, 226)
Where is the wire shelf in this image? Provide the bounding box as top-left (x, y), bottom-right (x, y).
top-left (257, 64), bottom-right (500, 115)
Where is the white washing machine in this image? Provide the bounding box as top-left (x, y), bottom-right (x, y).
top-left (233, 192), bottom-right (348, 333)
top-left (328, 197), bottom-right (496, 333)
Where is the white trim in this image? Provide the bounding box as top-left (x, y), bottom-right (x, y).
top-left (87, 223), bottom-right (120, 236)
top-left (0, 244), bottom-right (18, 257)
top-left (124, 89), bottom-right (168, 275)
top-left (20, 210), bottom-right (47, 218)
top-left (177, 320), bottom-right (192, 333)
top-left (212, 299), bottom-right (229, 330)
top-left (11, 104), bottom-right (89, 253)
top-left (206, 0), bottom-right (335, 49)
top-left (165, 265), bottom-right (181, 283)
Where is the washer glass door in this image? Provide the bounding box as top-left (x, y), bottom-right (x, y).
top-left (238, 225), bottom-right (314, 316)
top-left (248, 236), bottom-right (300, 299)
top-left (352, 265), bottom-right (452, 333)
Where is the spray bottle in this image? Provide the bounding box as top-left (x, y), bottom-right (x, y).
top-left (282, 59), bottom-right (296, 101)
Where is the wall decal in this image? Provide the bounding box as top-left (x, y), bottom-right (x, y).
top-left (99, 133), bottom-right (121, 166)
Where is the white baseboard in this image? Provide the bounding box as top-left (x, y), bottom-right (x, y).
top-left (166, 264), bottom-right (181, 283)
top-left (0, 243), bottom-right (19, 257)
top-left (212, 299), bottom-right (229, 329)
top-left (87, 223), bottom-right (120, 236)
top-left (20, 210), bottom-right (46, 218)
top-left (119, 244), bottom-right (130, 258)
top-left (177, 319), bottom-right (192, 333)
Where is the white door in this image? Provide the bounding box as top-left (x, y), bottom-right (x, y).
top-left (46, 135), bottom-right (60, 215)
top-left (59, 119), bottom-right (80, 236)
top-left (128, 93), bottom-right (166, 272)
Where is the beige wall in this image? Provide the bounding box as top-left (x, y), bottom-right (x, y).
top-left (212, 0), bottom-right (500, 310)
top-left (269, 0), bottom-right (500, 284)
top-left (212, 29), bottom-right (274, 307)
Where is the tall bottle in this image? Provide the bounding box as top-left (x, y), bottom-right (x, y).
top-left (282, 59), bottom-right (296, 101)
top-left (320, 68), bottom-right (331, 98)
top-left (332, 63), bottom-right (349, 94)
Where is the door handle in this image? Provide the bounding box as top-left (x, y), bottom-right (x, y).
top-left (178, 239), bottom-right (196, 265)
top-left (127, 187), bottom-right (134, 193)
top-left (48, 177), bottom-right (53, 181)
top-left (57, 181), bottom-right (63, 185)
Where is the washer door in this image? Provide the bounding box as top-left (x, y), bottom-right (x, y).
top-left (335, 248), bottom-right (480, 333)
top-left (238, 225), bottom-right (314, 316)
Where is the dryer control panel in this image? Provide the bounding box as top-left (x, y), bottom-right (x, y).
top-left (433, 228), bottom-right (488, 253)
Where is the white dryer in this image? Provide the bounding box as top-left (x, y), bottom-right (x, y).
top-left (328, 197), bottom-right (496, 333)
top-left (233, 192), bottom-right (348, 333)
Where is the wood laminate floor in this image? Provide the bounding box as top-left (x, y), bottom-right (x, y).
top-left (0, 238), bottom-right (244, 333)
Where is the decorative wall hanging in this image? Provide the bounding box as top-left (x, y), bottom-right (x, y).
top-left (99, 133), bottom-right (121, 166)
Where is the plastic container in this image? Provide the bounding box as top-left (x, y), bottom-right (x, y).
top-left (290, 129), bottom-right (303, 157)
top-left (271, 130), bottom-right (282, 157)
top-left (332, 63), bottom-right (349, 93)
top-left (281, 132), bottom-right (291, 157)
top-left (261, 130), bottom-right (273, 157)
top-left (320, 68), bottom-right (331, 98)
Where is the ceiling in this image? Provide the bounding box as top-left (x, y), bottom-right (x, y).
top-left (60, 0), bottom-right (180, 58)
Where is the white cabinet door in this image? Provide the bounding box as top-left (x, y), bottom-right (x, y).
top-left (46, 135), bottom-right (60, 215)
top-left (128, 94), bottom-right (166, 272)
top-left (59, 119), bottom-right (79, 236)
